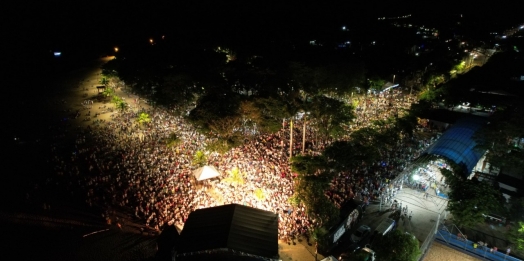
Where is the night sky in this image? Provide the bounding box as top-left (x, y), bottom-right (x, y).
top-left (5, 0), bottom-right (521, 59)
top-left (4, 0), bottom-right (522, 154)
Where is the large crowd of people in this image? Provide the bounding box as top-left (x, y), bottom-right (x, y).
top-left (47, 86), bottom-right (440, 241)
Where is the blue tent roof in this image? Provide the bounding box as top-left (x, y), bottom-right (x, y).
top-left (425, 117), bottom-right (487, 174)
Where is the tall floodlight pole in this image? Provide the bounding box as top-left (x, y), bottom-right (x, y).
top-left (379, 194), bottom-right (382, 212)
top-left (302, 120), bottom-right (306, 154)
top-left (289, 119), bottom-right (293, 159)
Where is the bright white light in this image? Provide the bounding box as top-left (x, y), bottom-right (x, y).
top-left (413, 175), bottom-right (420, 181)
top-left (54, 52), bottom-right (61, 57)
top-left (342, 26), bottom-right (346, 30)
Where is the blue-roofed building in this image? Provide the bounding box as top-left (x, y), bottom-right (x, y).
top-left (424, 116), bottom-right (487, 176)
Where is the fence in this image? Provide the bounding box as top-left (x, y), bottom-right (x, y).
top-left (417, 220), bottom-right (438, 261)
top-left (435, 223), bottom-right (521, 261)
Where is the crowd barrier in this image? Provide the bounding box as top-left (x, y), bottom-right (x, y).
top-left (435, 227), bottom-right (521, 261)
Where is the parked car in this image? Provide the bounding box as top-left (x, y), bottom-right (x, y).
top-left (351, 225), bottom-right (371, 243)
top-left (339, 246), bottom-right (376, 261)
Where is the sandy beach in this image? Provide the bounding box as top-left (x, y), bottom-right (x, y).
top-left (52, 56), bottom-right (151, 136)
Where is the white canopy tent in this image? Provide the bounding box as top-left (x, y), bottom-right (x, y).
top-left (193, 165), bottom-right (221, 181)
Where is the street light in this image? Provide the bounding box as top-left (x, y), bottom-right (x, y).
top-left (114, 47), bottom-right (119, 52)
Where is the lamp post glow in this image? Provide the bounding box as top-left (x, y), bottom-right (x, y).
top-left (114, 47), bottom-right (119, 52)
top-left (413, 174), bottom-right (420, 181)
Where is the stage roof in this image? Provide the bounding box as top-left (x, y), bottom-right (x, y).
top-left (177, 204), bottom-right (278, 259)
top-left (425, 117), bottom-right (487, 175)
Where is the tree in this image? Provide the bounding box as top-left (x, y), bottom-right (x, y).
top-left (159, 73), bottom-right (201, 110)
top-left (116, 100), bottom-right (128, 112)
top-left (255, 96), bottom-right (296, 133)
top-left (166, 133), bottom-right (182, 151)
top-left (508, 196), bottom-right (524, 221)
top-left (446, 178), bottom-right (504, 227)
top-left (208, 115), bottom-right (242, 147)
top-left (100, 77), bottom-right (109, 86)
top-left (238, 100), bottom-right (262, 136)
top-left (188, 89), bottom-right (241, 133)
top-left (136, 112), bottom-right (151, 125)
top-left (367, 77), bottom-right (386, 93)
top-left (288, 194), bottom-right (301, 207)
top-left (112, 95), bottom-right (123, 106)
top-left (205, 139), bottom-right (232, 154)
top-left (253, 188), bottom-right (266, 202)
top-left (291, 155), bottom-right (339, 228)
top-left (192, 151), bottom-right (207, 167)
top-left (474, 109), bottom-right (524, 172)
top-left (508, 221), bottom-right (524, 251)
top-left (223, 167), bottom-right (244, 187)
top-left (305, 95), bottom-right (355, 141)
top-left (373, 230), bottom-right (421, 261)
top-left (102, 87), bottom-right (115, 97)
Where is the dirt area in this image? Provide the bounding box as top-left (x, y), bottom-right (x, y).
top-left (424, 242), bottom-right (480, 261)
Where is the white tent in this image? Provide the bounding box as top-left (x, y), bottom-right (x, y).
top-left (321, 256), bottom-right (338, 261)
top-left (193, 165), bottom-right (220, 181)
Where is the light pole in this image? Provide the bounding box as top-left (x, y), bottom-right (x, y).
top-left (289, 119), bottom-right (293, 159)
top-left (392, 75), bottom-right (396, 84)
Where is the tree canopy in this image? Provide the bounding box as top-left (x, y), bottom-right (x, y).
top-left (509, 221), bottom-right (524, 252)
top-left (474, 109), bottom-right (524, 173)
top-left (373, 230), bottom-right (421, 261)
top-left (290, 155), bottom-right (339, 228)
top-left (445, 176), bottom-right (504, 227)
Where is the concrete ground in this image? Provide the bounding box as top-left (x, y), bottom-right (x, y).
top-left (425, 241), bottom-right (481, 261)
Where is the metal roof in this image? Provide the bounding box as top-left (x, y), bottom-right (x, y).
top-left (425, 117), bottom-right (487, 174)
top-left (177, 204), bottom-right (278, 259)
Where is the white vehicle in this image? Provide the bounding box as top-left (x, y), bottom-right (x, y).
top-left (374, 218), bottom-right (395, 236)
top-left (339, 246), bottom-right (376, 261)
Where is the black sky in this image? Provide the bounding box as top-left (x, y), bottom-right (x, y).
top-left (4, 0), bottom-right (521, 61)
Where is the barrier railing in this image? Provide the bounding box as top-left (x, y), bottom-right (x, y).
top-left (435, 226), bottom-right (521, 261)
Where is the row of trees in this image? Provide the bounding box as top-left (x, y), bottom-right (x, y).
top-left (290, 109), bottom-right (419, 251)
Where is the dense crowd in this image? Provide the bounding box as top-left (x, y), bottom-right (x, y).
top-left (48, 87), bottom-right (440, 241)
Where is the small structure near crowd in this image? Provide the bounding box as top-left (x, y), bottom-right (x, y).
top-left (175, 204), bottom-right (279, 260)
top-left (96, 85), bottom-right (106, 94)
top-left (192, 165), bottom-right (220, 181)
